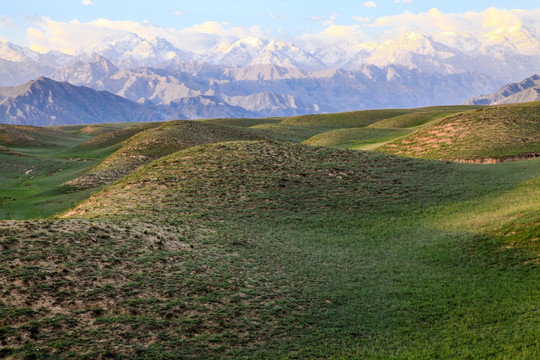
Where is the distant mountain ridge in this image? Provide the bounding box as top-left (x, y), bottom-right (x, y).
top-left (0, 77), bottom-right (161, 126)
top-left (2, 25), bottom-right (540, 122)
top-left (464, 74), bottom-right (540, 105)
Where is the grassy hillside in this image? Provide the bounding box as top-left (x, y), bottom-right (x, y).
top-left (0, 123), bottom-right (137, 219)
top-left (304, 127), bottom-right (411, 148)
top-left (67, 120), bottom-right (267, 189)
top-left (0, 124), bottom-right (80, 149)
top-left (367, 110), bottom-right (460, 129)
top-left (65, 122), bottom-right (161, 159)
top-left (0, 147), bottom-right (97, 219)
top-left (280, 106), bottom-right (480, 129)
top-left (249, 105), bottom-right (481, 149)
top-left (0, 104), bottom-right (538, 358)
top-left (280, 109), bottom-right (415, 128)
top-left (380, 102), bottom-right (540, 161)
top-left (202, 117), bottom-right (282, 127)
top-left (50, 140), bottom-right (540, 359)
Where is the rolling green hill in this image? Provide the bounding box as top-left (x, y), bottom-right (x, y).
top-left (0, 104), bottom-right (538, 359)
top-left (380, 102), bottom-right (540, 161)
top-left (247, 105), bottom-right (481, 149)
top-left (304, 127), bottom-right (411, 148)
top-left (280, 106), bottom-right (479, 129)
top-left (0, 124), bottom-right (78, 148)
top-left (67, 120), bottom-right (267, 188)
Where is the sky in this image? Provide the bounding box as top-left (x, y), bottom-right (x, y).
top-left (2, 1), bottom-right (540, 53)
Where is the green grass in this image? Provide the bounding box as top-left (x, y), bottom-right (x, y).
top-left (304, 127), bottom-right (411, 149)
top-left (0, 107), bottom-right (538, 359)
top-left (0, 124), bottom-right (83, 150)
top-left (280, 106), bottom-right (483, 129)
top-left (66, 120), bottom-right (267, 189)
top-left (367, 110), bottom-right (459, 128)
top-left (0, 152), bottom-right (98, 219)
top-left (202, 117), bottom-right (282, 127)
top-left (0, 124), bottom-right (108, 219)
top-left (280, 109), bottom-right (415, 128)
top-left (53, 140), bottom-right (539, 358)
top-left (380, 102), bottom-right (540, 161)
top-left (249, 123), bottom-right (330, 142)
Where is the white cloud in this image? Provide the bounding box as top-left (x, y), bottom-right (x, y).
top-left (298, 25), bottom-right (370, 50)
top-left (352, 16), bottom-right (370, 23)
top-left (23, 7), bottom-right (540, 55)
top-left (173, 11), bottom-right (183, 16)
top-left (394, 0), bottom-right (412, 3)
top-left (323, 13), bottom-right (338, 27)
top-left (26, 17), bottom-right (266, 54)
top-left (82, 0), bottom-right (94, 6)
top-left (366, 7), bottom-right (538, 38)
top-left (363, 2), bottom-right (377, 8)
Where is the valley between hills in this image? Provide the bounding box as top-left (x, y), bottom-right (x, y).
top-left (0, 104), bottom-right (539, 358)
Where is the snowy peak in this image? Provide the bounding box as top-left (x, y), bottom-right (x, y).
top-left (81, 33), bottom-right (190, 67)
top-left (207, 37), bottom-right (325, 70)
top-left (431, 32), bottom-right (481, 54)
top-left (0, 41), bottom-right (38, 62)
top-left (481, 26), bottom-right (540, 56)
top-left (363, 31), bottom-right (457, 73)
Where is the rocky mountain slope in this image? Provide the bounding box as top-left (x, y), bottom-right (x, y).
top-left (0, 77), bottom-right (162, 126)
top-left (465, 74), bottom-right (540, 105)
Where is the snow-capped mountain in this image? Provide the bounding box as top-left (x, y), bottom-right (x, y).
top-left (0, 41), bottom-right (60, 86)
top-left (480, 26), bottom-right (540, 56)
top-left (360, 31), bottom-right (459, 74)
top-left (80, 33), bottom-right (192, 68)
top-left (203, 37), bottom-right (326, 70)
top-left (3, 24), bottom-right (540, 123)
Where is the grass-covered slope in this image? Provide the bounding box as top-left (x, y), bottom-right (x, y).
top-left (65, 140), bottom-right (455, 219)
top-left (367, 110), bottom-right (461, 129)
top-left (67, 120), bottom-right (266, 188)
top-left (264, 105), bottom-right (481, 150)
top-left (0, 124), bottom-right (78, 148)
top-left (66, 122), bottom-right (161, 159)
top-left (201, 117), bottom-right (282, 127)
top-left (304, 127), bottom-right (411, 149)
top-left (0, 140), bottom-right (517, 358)
top-left (380, 102), bottom-right (540, 161)
top-left (0, 106), bottom-right (538, 359)
top-left (280, 106), bottom-right (479, 129)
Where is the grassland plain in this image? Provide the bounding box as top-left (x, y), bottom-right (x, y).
top-left (0, 105), bottom-right (538, 359)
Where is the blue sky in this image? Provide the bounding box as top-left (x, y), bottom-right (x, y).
top-left (2, 1), bottom-right (540, 53)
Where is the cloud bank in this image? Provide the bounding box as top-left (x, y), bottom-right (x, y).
top-left (25, 7), bottom-right (540, 54)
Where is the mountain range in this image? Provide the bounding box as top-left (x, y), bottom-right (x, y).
top-left (0, 77), bottom-right (160, 126)
top-left (2, 25), bottom-right (540, 123)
